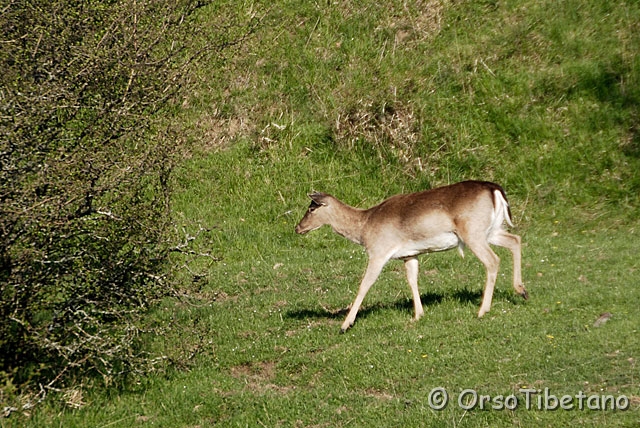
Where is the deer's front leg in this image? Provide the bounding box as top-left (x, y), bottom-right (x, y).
top-left (404, 257), bottom-right (424, 321)
top-left (341, 257), bottom-right (387, 332)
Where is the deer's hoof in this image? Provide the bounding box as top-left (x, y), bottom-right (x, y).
top-left (340, 321), bottom-right (353, 333)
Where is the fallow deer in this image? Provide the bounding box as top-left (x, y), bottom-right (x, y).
top-left (295, 180), bottom-right (527, 332)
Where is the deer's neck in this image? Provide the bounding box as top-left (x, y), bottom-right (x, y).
top-left (329, 201), bottom-right (367, 246)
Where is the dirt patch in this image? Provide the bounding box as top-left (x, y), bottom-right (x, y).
top-left (364, 388), bottom-right (396, 401)
top-left (231, 360), bottom-right (276, 379)
top-left (229, 360), bottom-right (294, 394)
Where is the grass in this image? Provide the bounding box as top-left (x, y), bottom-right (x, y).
top-left (6, 0), bottom-right (640, 426)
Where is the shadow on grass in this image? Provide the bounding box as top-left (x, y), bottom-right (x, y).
top-left (286, 288), bottom-right (525, 321)
top-left (286, 290), bottom-right (471, 321)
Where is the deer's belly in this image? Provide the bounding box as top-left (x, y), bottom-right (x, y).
top-left (391, 232), bottom-right (460, 259)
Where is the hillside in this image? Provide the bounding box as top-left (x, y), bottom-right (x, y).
top-left (184, 0), bottom-right (640, 223)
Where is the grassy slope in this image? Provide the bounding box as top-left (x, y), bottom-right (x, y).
top-left (12, 0), bottom-right (640, 426)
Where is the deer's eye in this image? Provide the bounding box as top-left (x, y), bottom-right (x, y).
top-left (308, 201), bottom-right (322, 213)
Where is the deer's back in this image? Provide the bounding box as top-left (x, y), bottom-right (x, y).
top-left (361, 181), bottom-right (500, 254)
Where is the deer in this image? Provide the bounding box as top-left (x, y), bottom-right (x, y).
top-left (294, 180), bottom-right (527, 332)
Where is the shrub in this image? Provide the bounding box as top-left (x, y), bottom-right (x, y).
top-left (0, 0), bottom-right (257, 404)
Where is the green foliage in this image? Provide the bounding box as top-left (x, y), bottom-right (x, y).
top-left (0, 0), bottom-right (259, 406)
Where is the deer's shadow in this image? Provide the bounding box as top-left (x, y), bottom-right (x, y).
top-left (285, 288), bottom-right (515, 321)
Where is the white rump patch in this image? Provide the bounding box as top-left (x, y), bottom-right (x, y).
top-left (487, 189), bottom-right (513, 239)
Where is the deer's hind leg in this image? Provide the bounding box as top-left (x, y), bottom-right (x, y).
top-left (456, 222), bottom-right (501, 318)
top-left (489, 229), bottom-right (527, 299)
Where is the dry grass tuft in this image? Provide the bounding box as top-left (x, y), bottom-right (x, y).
top-left (333, 100), bottom-right (434, 176)
top-left (62, 388), bottom-right (87, 410)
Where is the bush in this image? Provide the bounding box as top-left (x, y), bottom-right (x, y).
top-left (0, 0), bottom-right (257, 405)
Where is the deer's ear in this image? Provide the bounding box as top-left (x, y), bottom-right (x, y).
top-left (308, 192), bottom-right (329, 206)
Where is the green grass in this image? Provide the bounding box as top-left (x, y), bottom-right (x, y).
top-left (7, 0), bottom-right (640, 426)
